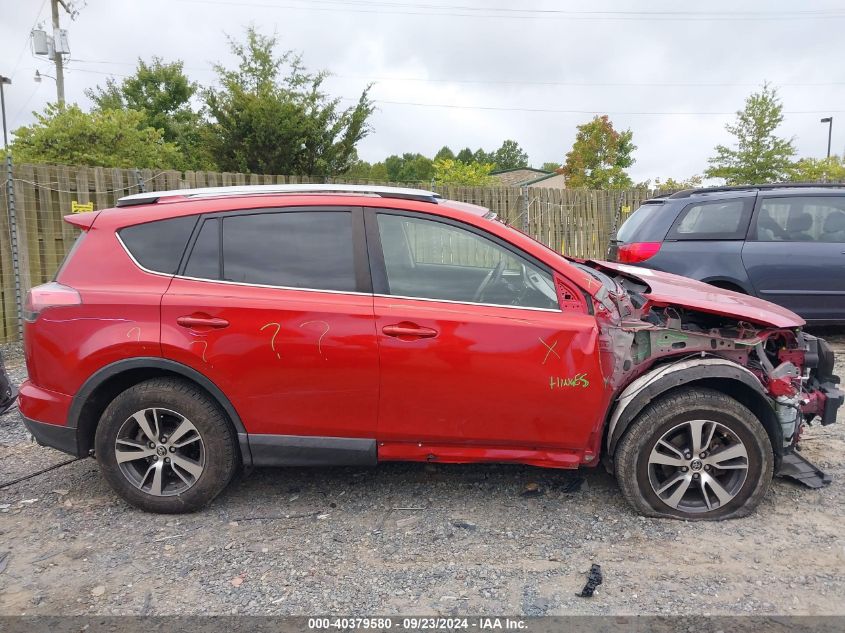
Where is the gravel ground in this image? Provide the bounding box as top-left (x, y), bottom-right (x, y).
top-left (1, 335), bottom-right (845, 616)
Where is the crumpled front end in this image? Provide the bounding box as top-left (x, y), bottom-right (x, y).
top-left (581, 262), bottom-right (843, 481)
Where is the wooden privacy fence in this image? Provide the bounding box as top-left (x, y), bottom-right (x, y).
top-left (0, 162), bottom-right (660, 343)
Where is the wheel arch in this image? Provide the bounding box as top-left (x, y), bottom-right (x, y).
top-left (68, 358), bottom-right (251, 466)
top-left (605, 358), bottom-right (781, 466)
top-left (701, 277), bottom-right (753, 295)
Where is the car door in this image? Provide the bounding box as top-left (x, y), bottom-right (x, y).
top-left (742, 195), bottom-right (845, 322)
top-left (366, 209), bottom-right (606, 460)
top-left (161, 207), bottom-right (380, 462)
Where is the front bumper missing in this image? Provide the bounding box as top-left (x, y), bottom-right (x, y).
top-left (778, 450), bottom-right (832, 489)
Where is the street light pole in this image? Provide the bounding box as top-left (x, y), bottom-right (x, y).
top-left (820, 117), bottom-right (833, 159)
top-left (0, 75), bottom-right (10, 151)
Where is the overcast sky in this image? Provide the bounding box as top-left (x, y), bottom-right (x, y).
top-left (2, 0), bottom-right (844, 182)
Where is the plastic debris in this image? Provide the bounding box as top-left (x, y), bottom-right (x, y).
top-left (578, 564), bottom-right (603, 597)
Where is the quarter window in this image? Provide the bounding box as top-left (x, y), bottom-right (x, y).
top-left (667, 199), bottom-right (752, 240)
top-left (376, 214), bottom-right (559, 309)
top-left (119, 216), bottom-right (198, 274)
top-left (755, 197), bottom-right (845, 243)
top-left (220, 211), bottom-right (356, 291)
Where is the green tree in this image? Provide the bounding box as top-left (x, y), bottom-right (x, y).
top-left (456, 147), bottom-right (474, 163)
top-left (86, 57), bottom-right (208, 167)
top-left (652, 175), bottom-right (704, 190)
top-left (787, 156), bottom-right (845, 182)
top-left (562, 115), bottom-right (636, 188)
top-left (383, 153), bottom-right (434, 182)
top-left (434, 145), bottom-right (455, 161)
top-left (705, 83), bottom-right (796, 184)
top-left (204, 28), bottom-right (374, 175)
top-left (541, 162), bottom-right (563, 173)
top-left (10, 104), bottom-right (182, 168)
top-left (493, 139), bottom-right (529, 170)
top-left (473, 148), bottom-right (494, 165)
top-left (433, 159), bottom-right (495, 185)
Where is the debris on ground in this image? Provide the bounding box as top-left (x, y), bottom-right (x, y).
top-left (521, 482), bottom-right (543, 497)
top-left (578, 564), bottom-right (603, 598)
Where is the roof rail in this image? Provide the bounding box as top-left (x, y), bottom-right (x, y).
top-left (116, 184), bottom-right (442, 207)
top-left (667, 182), bottom-right (845, 199)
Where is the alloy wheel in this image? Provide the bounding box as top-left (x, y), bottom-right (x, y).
top-left (114, 408), bottom-right (206, 497)
top-left (647, 419), bottom-right (749, 513)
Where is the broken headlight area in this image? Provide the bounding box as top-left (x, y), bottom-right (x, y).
top-left (599, 299), bottom-right (841, 448)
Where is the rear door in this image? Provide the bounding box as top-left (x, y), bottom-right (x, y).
top-left (367, 209), bottom-right (606, 457)
top-left (161, 207), bottom-right (380, 455)
top-left (742, 194), bottom-right (845, 322)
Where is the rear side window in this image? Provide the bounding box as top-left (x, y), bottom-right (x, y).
top-left (219, 211), bottom-right (356, 291)
top-left (119, 216), bottom-right (197, 274)
top-left (667, 198), bottom-right (752, 240)
top-left (616, 201), bottom-right (676, 242)
top-left (755, 196), bottom-right (845, 242)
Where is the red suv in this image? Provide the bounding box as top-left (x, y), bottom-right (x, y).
top-left (15, 185), bottom-right (842, 519)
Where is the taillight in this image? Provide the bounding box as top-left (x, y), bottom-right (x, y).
top-left (23, 282), bottom-right (82, 322)
top-left (617, 241), bottom-right (661, 263)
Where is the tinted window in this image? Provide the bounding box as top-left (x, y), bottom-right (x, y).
top-left (222, 211), bottom-right (356, 291)
top-left (119, 216), bottom-right (197, 273)
top-left (667, 199), bottom-right (752, 240)
top-left (377, 214), bottom-right (558, 309)
top-left (185, 219), bottom-right (220, 279)
top-left (617, 201), bottom-right (674, 242)
top-left (756, 196), bottom-right (845, 242)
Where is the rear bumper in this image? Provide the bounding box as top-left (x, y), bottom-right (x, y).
top-left (22, 416), bottom-right (81, 457)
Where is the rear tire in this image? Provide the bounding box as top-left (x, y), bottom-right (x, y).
top-left (615, 387), bottom-right (773, 520)
top-left (95, 378), bottom-right (238, 513)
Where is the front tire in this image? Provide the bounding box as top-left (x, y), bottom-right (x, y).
top-left (615, 387), bottom-right (773, 520)
top-left (95, 378), bottom-right (238, 513)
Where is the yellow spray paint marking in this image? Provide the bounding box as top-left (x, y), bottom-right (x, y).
top-left (189, 340), bottom-right (209, 364)
top-left (71, 201), bottom-right (94, 213)
top-left (260, 322), bottom-right (282, 359)
top-left (549, 374), bottom-right (590, 389)
top-left (299, 320), bottom-right (330, 359)
top-left (539, 337), bottom-right (561, 365)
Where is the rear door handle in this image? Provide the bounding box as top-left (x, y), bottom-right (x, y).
top-left (382, 323), bottom-right (438, 339)
top-left (176, 315), bottom-right (230, 329)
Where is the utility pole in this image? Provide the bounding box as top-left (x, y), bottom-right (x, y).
top-left (0, 75), bottom-right (10, 150)
top-left (51, 0), bottom-right (66, 104)
top-left (32, 1), bottom-right (73, 105)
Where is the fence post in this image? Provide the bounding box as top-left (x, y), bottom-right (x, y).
top-left (520, 185), bottom-right (530, 233)
top-left (4, 155), bottom-right (23, 338)
top-left (134, 168), bottom-right (146, 193)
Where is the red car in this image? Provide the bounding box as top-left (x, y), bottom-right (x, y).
top-left (15, 185), bottom-right (842, 519)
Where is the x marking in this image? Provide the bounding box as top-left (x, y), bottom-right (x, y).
top-left (539, 337), bottom-right (560, 364)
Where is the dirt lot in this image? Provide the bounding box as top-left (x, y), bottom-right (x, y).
top-left (1, 335), bottom-right (845, 616)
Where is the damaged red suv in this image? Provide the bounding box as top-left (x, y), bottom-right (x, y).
top-left (15, 185), bottom-right (842, 519)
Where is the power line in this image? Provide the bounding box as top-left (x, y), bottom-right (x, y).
top-left (9, 0), bottom-right (49, 80)
top-left (354, 97), bottom-right (845, 116)
top-left (58, 60), bottom-right (845, 89)
top-left (174, 0), bottom-right (845, 21)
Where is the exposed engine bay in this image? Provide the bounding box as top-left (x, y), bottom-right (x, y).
top-left (576, 262), bottom-right (844, 473)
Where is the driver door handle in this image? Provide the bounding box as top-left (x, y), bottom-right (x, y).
top-left (177, 315), bottom-right (230, 329)
top-left (382, 323), bottom-right (438, 339)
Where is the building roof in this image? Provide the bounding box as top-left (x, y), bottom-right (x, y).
top-left (490, 167), bottom-right (552, 187)
top-left (522, 172), bottom-right (565, 186)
